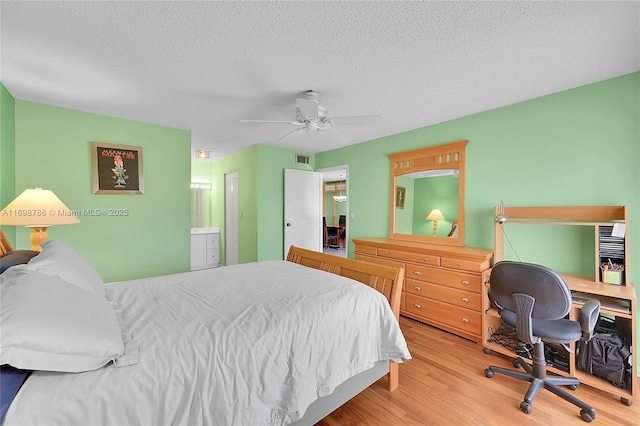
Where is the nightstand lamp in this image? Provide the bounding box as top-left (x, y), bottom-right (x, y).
top-left (0, 188), bottom-right (80, 251)
top-left (426, 208), bottom-right (445, 237)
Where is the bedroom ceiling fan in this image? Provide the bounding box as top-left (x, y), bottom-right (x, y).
top-left (239, 90), bottom-right (381, 144)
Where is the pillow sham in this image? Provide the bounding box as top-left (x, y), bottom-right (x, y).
top-left (0, 250), bottom-right (39, 274)
top-left (0, 266), bottom-right (125, 373)
top-left (26, 240), bottom-right (105, 297)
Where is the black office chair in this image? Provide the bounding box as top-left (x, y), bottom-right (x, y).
top-left (484, 261), bottom-right (600, 422)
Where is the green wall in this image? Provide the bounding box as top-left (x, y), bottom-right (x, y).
top-left (0, 84), bottom-right (17, 245)
top-left (204, 144), bottom-right (315, 265)
top-left (12, 100), bottom-right (192, 282)
top-left (317, 72), bottom-right (639, 287)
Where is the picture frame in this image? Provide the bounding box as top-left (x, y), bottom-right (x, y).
top-left (395, 186), bottom-right (406, 209)
top-left (91, 142), bottom-right (144, 195)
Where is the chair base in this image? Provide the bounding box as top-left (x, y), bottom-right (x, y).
top-left (485, 344), bottom-right (596, 422)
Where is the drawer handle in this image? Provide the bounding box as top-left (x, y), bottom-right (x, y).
top-left (383, 251), bottom-right (389, 255)
top-left (461, 280), bottom-right (470, 285)
top-left (413, 286), bottom-right (422, 291)
top-left (461, 297), bottom-right (470, 303)
top-left (424, 257), bottom-right (429, 262)
top-left (414, 304), bottom-right (421, 309)
top-left (462, 318), bottom-right (470, 323)
top-left (457, 263), bottom-right (463, 267)
top-left (414, 271), bottom-right (422, 276)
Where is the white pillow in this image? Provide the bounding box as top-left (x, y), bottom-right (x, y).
top-left (0, 266), bottom-right (125, 372)
top-left (27, 240), bottom-right (105, 298)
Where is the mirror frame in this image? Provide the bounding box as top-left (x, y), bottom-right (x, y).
top-left (388, 139), bottom-right (468, 247)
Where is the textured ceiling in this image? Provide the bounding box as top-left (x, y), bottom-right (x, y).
top-left (1, 1), bottom-right (638, 160)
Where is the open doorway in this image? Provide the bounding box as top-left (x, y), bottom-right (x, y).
top-left (318, 166), bottom-right (348, 257)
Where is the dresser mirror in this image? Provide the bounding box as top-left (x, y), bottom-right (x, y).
top-left (388, 140), bottom-right (468, 247)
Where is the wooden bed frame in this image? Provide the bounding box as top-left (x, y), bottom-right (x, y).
top-left (286, 245), bottom-right (405, 391)
top-left (286, 246), bottom-right (406, 425)
top-left (1, 240), bottom-right (405, 425)
top-left (0, 228), bottom-right (13, 255)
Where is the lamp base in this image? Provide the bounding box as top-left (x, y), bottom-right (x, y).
top-left (28, 226), bottom-right (49, 252)
top-left (432, 221), bottom-right (438, 237)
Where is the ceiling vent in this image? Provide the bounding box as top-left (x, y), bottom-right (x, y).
top-left (295, 154), bottom-right (310, 165)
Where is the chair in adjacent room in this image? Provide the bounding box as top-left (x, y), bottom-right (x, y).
top-left (323, 217), bottom-right (340, 249)
top-left (338, 215), bottom-right (347, 248)
top-left (484, 261), bottom-right (601, 422)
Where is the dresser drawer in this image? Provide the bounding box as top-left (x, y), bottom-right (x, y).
top-left (405, 294), bottom-right (481, 334)
top-left (376, 249), bottom-right (440, 266)
top-left (355, 254), bottom-right (405, 271)
top-left (441, 257), bottom-right (488, 273)
top-left (405, 279), bottom-right (481, 310)
top-left (406, 264), bottom-right (482, 292)
top-left (354, 245), bottom-right (377, 256)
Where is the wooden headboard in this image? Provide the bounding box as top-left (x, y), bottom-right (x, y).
top-left (286, 245), bottom-right (404, 321)
top-left (0, 228), bottom-right (13, 255)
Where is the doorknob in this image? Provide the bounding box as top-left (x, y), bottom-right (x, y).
top-left (286, 223), bottom-right (291, 227)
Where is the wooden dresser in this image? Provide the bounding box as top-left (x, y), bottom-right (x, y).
top-left (353, 237), bottom-right (493, 344)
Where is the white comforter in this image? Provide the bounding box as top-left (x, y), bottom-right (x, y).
top-left (6, 260), bottom-right (410, 426)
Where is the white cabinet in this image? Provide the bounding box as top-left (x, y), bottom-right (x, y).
top-left (191, 228), bottom-right (220, 270)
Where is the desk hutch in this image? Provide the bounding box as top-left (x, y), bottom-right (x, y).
top-left (483, 205), bottom-right (636, 405)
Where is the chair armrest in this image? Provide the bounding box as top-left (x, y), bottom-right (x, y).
top-left (579, 299), bottom-right (601, 342)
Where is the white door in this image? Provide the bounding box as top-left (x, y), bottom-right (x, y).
top-left (284, 169), bottom-right (322, 257)
top-left (225, 172), bottom-right (239, 265)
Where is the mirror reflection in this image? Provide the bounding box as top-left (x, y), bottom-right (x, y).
top-left (191, 183), bottom-right (212, 228)
top-left (394, 171), bottom-right (459, 237)
top-left (389, 139), bottom-right (467, 247)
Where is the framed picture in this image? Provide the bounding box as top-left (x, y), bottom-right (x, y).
top-left (395, 186), bottom-right (406, 208)
top-left (91, 142), bottom-right (144, 195)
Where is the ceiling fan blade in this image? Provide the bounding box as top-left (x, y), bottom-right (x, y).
top-left (274, 128), bottom-right (305, 144)
top-left (323, 126), bottom-right (353, 144)
top-left (296, 97), bottom-right (319, 117)
top-left (329, 115), bottom-right (382, 126)
top-left (239, 119), bottom-right (302, 125)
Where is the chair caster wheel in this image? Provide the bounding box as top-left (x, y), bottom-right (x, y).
top-left (513, 359), bottom-right (521, 368)
top-left (484, 368), bottom-right (494, 378)
top-left (568, 384), bottom-right (578, 390)
top-left (520, 401), bottom-right (532, 414)
top-left (580, 409), bottom-right (595, 422)
top-left (483, 347), bottom-right (492, 355)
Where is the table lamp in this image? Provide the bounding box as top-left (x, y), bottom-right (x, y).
top-left (0, 188), bottom-right (80, 251)
top-left (426, 208), bottom-right (445, 237)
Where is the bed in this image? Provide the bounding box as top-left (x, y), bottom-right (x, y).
top-left (0, 237), bottom-right (410, 426)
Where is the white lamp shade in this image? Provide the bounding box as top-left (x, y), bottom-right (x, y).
top-left (0, 188), bottom-right (80, 226)
top-left (426, 208), bottom-right (445, 222)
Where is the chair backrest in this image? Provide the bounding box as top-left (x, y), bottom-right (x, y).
top-left (490, 261), bottom-right (572, 320)
top-left (339, 215), bottom-right (346, 227)
top-left (322, 217), bottom-right (328, 244)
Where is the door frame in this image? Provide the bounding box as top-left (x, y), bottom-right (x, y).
top-left (317, 165), bottom-right (349, 254)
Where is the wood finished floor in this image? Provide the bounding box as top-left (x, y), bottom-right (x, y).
top-left (317, 316), bottom-right (640, 426)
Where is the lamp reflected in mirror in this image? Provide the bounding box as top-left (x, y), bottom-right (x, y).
top-left (426, 208), bottom-right (445, 237)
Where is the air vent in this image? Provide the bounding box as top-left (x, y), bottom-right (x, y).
top-left (295, 154), bottom-right (310, 165)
